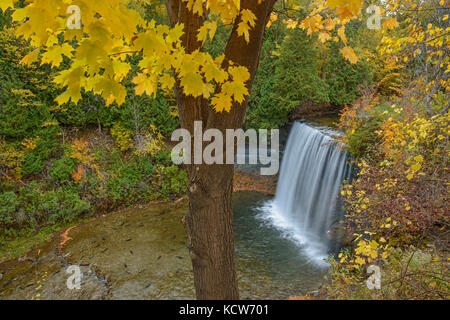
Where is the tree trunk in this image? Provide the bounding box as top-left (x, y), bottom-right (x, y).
top-left (164, 0), bottom-right (276, 299)
top-left (183, 164), bottom-right (238, 299)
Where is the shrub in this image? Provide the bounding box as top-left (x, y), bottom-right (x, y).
top-left (0, 191), bottom-right (18, 225)
top-left (106, 160), bottom-right (143, 202)
top-left (21, 126), bottom-right (60, 176)
top-left (138, 156), bottom-right (155, 177)
top-left (0, 138), bottom-right (24, 181)
top-left (152, 150), bottom-right (172, 166)
top-left (40, 187), bottom-right (90, 225)
top-left (110, 122), bottom-right (134, 152)
top-left (49, 155), bottom-right (76, 184)
top-left (159, 165), bottom-right (188, 198)
top-left (17, 183), bottom-right (90, 228)
top-left (346, 116), bottom-right (382, 159)
top-left (0, 182), bottom-right (90, 231)
top-left (330, 88), bottom-right (449, 300)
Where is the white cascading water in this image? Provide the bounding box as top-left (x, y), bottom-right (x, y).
top-left (259, 122), bottom-right (352, 265)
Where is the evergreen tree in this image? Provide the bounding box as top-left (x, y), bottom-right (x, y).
top-left (274, 28), bottom-right (330, 115)
top-left (323, 40), bottom-right (372, 106)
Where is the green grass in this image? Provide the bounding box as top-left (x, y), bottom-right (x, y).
top-left (0, 217), bottom-right (89, 262)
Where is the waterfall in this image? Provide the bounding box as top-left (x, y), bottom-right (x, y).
top-left (258, 122), bottom-right (352, 265)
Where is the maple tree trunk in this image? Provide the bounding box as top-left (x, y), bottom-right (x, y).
top-left (183, 164), bottom-right (238, 299)
top-left (165, 0), bottom-right (276, 299)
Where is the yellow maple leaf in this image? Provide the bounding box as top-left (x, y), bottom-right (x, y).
top-left (193, 0), bottom-right (203, 16)
top-left (197, 20), bottom-right (218, 44)
top-left (0, 0), bottom-right (13, 11)
top-left (328, 0), bottom-right (362, 19)
top-left (341, 46), bottom-right (358, 64)
top-left (160, 73), bottom-right (175, 90)
top-left (237, 9), bottom-right (257, 43)
top-left (20, 48), bottom-right (40, 66)
top-left (241, 9), bottom-right (257, 28)
top-left (266, 13), bottom-right (278, 28)
top-left (95, 78), bottom-right (127, 106)
top-left (237, 21), bottom-right (250, 43)
top-left (337, 26), bottom-right (347, 45)
top-left (55, 86), bottom-right (82, 105)
top-left (180, 72), bottom-right (206, 97)
top-left (132, 73), bottom-right (157, 97)
top-left (112, 60), bottom-right (131, 82)
top-left (54, 65), bottom-right (85, 87)
top-left (383, 17), bottom-right (399, 30)
top-left (222, 80), bottom-right (248, 103)
top-left (41, 43), bottom-right (74, 68)
top-left (211, 92), bottom-right (232, 112)
top-left (183, 0), bottom-right (203, 16)
top-left (299, 15), bottom-right (321, 34)
top-left (286, 19), bottom-right (298, 29)
top-left (76, 39), bottom-right (107, 72)
top-left (166, 23), bottom-right (184, 44)
top-left (203, 61), bottom-right (228, 83)
top-left (318, 31), bottom-right (332, 43)
top-left (229, 65), bottom-right (250, 83)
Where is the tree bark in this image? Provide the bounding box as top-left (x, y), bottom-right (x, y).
top-left (184, 163), bottom-right (237, 299)
top-left (165, 0), bottom-right (276, 299)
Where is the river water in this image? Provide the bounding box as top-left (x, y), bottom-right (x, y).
top-left (0, 192), bottom-right (327, 300)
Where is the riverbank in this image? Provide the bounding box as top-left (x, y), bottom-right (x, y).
top-left (0, 126), bottom-right (190, 261)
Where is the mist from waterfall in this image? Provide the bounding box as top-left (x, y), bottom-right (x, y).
top-left (258, 122), bottom-right (352, 266)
